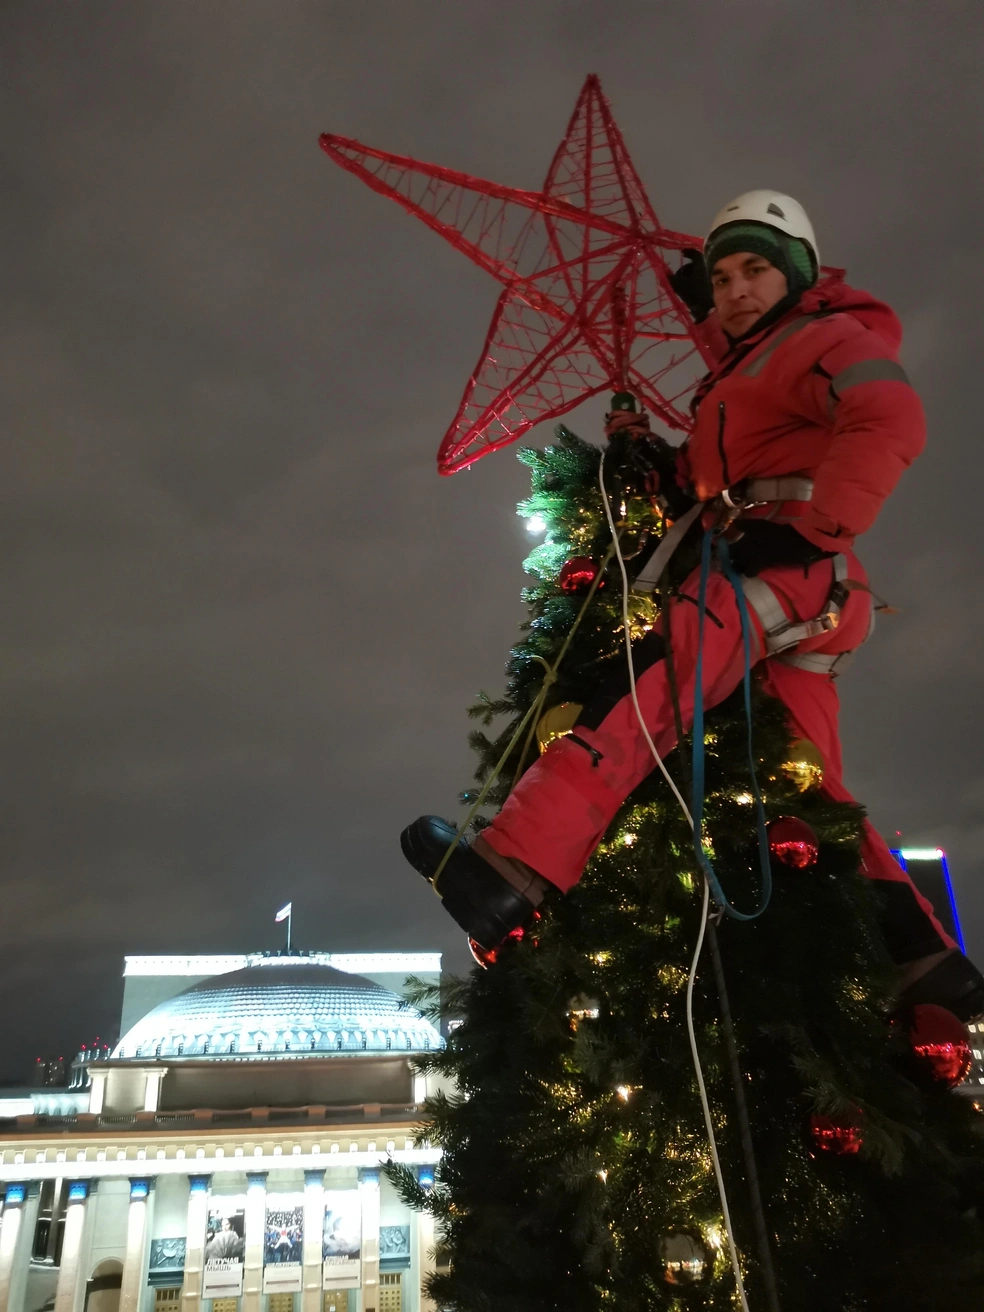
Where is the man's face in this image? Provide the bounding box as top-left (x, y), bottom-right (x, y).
top-left (710, 251), bottom-right (788, 337)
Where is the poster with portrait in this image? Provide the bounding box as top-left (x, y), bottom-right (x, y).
top-left (202, 1197), bottom-right (246, 1297)
top-left (322, 1191), bottom-right (362, 1289)
top-left (262, 1194), bottom-right (305, 1294)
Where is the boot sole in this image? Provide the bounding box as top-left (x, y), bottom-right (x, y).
top-left (400, 815), bottom-right (465, 884)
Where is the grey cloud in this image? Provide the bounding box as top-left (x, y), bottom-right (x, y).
top-left (2, 0), bottom-right (983, 1074)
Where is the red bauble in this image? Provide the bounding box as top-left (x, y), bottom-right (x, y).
top-left (767, 815), bottom-right (819, 869)
top-left (559, 557), bottom-right (603, 595)
top-left (809, 1114), bottom-right (863, 1157)
top-left (905, 1003), bottom-right (972, 1089)
top-left (468, 913), bottom-right (541, 969)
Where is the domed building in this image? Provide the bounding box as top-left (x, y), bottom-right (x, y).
top-left (0, 950), bottom-right (447, 1312)
top-left (112, 961), bottom-right (442, 1061)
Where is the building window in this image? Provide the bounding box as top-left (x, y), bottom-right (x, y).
top-left (32, 1179), bottom-right (66, 1264)
top-left (211, 1300), bottom-right (239, 1312)
top-left (268, 1296), bottom-right (294, 1312)
top-left (322, 1293), bottom-right (349, 1312)
top-left (379, 1273), bottom-right (402, 1312)
top-left (153, 1289), bottom-right (181, 1312)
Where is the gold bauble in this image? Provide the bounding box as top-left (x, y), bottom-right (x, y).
top-left (782, 738), bottom-right (825, 792)
top-left (536, 702), bottom-right (583, 753)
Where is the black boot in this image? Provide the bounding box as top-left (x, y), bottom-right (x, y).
top-left (898, 951), bottom-right (984, 1023)
top-left (400, 815), bottom-right (537, 950)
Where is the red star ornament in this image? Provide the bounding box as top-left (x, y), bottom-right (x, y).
top-left (320, 75), bottom-right (710, 474)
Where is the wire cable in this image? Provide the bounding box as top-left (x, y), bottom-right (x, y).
top-left (598, 452), bottom-right (751, 1311)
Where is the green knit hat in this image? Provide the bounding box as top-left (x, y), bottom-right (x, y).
top-left (704, 221), bottom-right (816, 292)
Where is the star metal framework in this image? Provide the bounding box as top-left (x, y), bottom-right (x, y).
top-left (320, 75), bottom-right (709, 475)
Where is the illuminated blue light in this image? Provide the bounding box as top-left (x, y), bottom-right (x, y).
top-left (189, 1176), bottom-right (210, 1195)
top-left (891, 847), bottom-right (965, 952)
top-left (129, 1179), bottom-right (150, 1200)
top-left (67, 1181), bottom-right (89, 1202)
top-left (4, 1184), bottom-right (26, 1205)
top-left (417, 1167), bottom-right (435, 1190)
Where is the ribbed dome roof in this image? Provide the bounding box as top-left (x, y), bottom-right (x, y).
top-left (112, 960), bottom-right (442, 1060)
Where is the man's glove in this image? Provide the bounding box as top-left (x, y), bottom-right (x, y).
top-left (669, 249), bottom-right (714, 324)
top-left (604, 413), bottom-right (694, 519)
top-left (724, 520), bottom-right (833, 578)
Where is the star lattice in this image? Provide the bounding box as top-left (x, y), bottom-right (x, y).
top-left (320, 75), bottom-right (707, 474)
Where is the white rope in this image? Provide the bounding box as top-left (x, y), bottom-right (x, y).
top-left (598, 453), bottom-right (750, 1310)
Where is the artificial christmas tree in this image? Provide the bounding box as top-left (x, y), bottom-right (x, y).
top-left (320, 72), bottom-right (984, 1310)
top-left (386, 429), bottom-right (984, 1310)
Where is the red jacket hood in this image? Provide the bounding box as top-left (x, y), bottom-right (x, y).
top-left (800, 271), bottom-right (903, 353)
top-left (692, 271), bottom-right (905, 366)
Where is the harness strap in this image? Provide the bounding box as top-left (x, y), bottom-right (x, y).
top-left (633, 481), bottom-right (813, 596)
top-left (780, 648), bottom-right (857, 676)
top-left (742, 475), bottom-right (814, 504)
top-left (740, 554), bottom-right (869, 678)
top-left (779, 596), bottom-right (877, 675)
top-left (631, 500), bottom-right (703, 595)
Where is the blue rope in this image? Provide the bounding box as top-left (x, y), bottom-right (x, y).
top-left (691, 527), bottom-right (773, 921)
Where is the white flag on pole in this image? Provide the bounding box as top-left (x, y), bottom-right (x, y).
top-left (275, 902), bottom-right (292, 923)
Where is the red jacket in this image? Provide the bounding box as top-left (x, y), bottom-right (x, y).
top-left (680, 274), bottom-right (926, 551)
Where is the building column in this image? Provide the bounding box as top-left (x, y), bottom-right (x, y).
top-left (142, 1071), bottom-right (164, 1113)
top-left (179, 1177), bottom-right (210, 1312)
top-left (0, 1183), bottom-right (40, 1312)
top-left (54, 1182), bottom-right (92, 1312)
top-left (301, 1171), bottom-right (324, 1312)
top-left (242, 1173), bottom-right (267, 1312)
top-left (88, 1072), bottom-right (107, 1114)
top-left (119, 1179), bottom-right (153, 1312)
top-left (358, 1171), bottom-right (380, 1312)
top-left (412, 1202), bottom-right (436, 1312)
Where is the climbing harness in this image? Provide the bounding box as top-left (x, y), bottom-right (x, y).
top-left (741, 553), bottom-right (873, 677)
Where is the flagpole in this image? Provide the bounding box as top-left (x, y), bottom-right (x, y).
top-left (286, 907), bottom-right (292, 953)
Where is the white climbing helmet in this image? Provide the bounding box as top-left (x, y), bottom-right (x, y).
top-left (706, 190), bottom-right (819, 271)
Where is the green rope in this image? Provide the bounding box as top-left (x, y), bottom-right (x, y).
top-left (430, 540), bottom-right (616, 895)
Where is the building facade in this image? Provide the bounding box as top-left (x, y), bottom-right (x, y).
top-left (0, 953), bottom-right (447, 1312)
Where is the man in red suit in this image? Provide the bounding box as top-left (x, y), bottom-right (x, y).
top-left (402, 191), bottom-right (983, 1021)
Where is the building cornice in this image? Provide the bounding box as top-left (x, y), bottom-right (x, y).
top-left (0, 1119), bottom-right (439, 1183)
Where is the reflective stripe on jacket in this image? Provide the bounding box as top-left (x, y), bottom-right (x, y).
top-left (679, 273), bottom-right (926, 552)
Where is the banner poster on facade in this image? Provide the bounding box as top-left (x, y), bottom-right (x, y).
top-left (322, 1191), bottom-right (362, 1290)
top-left (202, 1197), bottom-right (246, 1297)
top-left (262, 1194), bottom-right (305, 1294)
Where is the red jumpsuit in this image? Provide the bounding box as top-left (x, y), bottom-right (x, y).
top-left (481, 274), bottom-right (954, 963)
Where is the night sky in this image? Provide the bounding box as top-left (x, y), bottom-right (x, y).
top-left (2, 3), bottom-right (983, 1080)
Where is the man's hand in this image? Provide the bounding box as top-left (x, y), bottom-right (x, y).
top-left (604, 408), bottom-right (652, 441)
top-left (669, 249), bottom-right (714, 324)
top-left (604, 419), bottom-right (694, 518)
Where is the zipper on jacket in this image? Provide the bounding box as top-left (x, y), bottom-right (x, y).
top-left (717, 401), bottom-right (731, 487)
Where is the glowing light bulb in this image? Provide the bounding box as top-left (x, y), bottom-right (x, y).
top-left (526, 514), bottom-right (547, 534)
